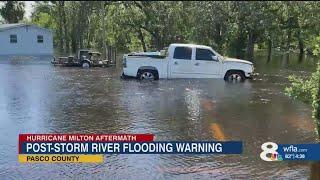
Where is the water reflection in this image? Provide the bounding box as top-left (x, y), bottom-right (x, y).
top-left (281, 54), bottom-right (290, 68)
top-left (210, 123), bottom-right (226, 141)
top-left (184, 88), bottom-right (201, 121)
top-left (298, 53), bottom-right (304, 64)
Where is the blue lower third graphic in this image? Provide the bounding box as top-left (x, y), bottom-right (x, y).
top-left (21, 141), bottom-right (243, 154)
top-left (278, 144), bottom-right (320, 161)
top-left (260, 142), bottom-right (320, 161)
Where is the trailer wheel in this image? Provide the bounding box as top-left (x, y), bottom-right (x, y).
top-left (82, 61), bottom-right (90, 68)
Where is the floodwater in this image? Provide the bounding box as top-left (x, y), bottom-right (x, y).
top-left (0, 52), bottom-right (318, 179)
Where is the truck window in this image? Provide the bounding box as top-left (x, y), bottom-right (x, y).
top-left (79, 51), bottom-right (89, 59)
top-left (173, 47), bottom-right (192, 60)
top-left (196, 48), bottom-right (216, 61)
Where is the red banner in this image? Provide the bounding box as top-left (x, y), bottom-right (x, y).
top-left (18, 134), bottom-right (155, 153)
top-left (19, 134), bottom-right (154, 142)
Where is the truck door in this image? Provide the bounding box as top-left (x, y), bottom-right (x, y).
top-left (170, 46), bottom-right (195, 78)
top-left (193, 48), bottom-right (222, 78)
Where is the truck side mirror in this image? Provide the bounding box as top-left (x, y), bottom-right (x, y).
top-left (212, 55), bottom-right (218, 61)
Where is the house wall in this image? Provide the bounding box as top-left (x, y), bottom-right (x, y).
top-left (0, 25), bottom-right (53, 55)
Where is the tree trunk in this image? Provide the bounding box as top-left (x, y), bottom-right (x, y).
top-left (57, 2), bottom-right (64, 55)
top-left (286, 28), bottom-right (292, 52)
top-left (267, 39), bottom-right (272, 63)
top-left (101, 1), bottom-right (107, 59)
top-left (71, 19), bottom-right (77, 53)
top-left (69, 2), bottom-right (77, 53)
top-left (298, 31), bottom-right (304, 55)
top-left (298, 53), bottom-right (304, 64)
top-left (214, 23), bottom-right (223, 50)
top-left (80, 35), bottom-right (83, 49)
top-left (87, 29), bottom-right (91, 48)
top-left (281, 54), bottom-right (289, 67)
top-left (76, 3), bottom-right (84, 50)
top-left (152, 30), bottom-right (162, 51)
top-left (247, 30), bottom-right (254, 61)
top-left (61, 1), bottom-right (69, 54)
top-left (138, 28), bottom-right (147, 52)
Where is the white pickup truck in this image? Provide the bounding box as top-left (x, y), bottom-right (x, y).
top-left (122, 43), bottom-right (254, 82)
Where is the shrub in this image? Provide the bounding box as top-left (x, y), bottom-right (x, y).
top-left (285, 63), bottom-right (320, 138)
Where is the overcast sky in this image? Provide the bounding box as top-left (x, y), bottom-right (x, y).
top-left (25, 1), bottom-right (35, 19)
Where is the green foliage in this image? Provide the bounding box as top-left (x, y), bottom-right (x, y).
top-left (0, 1), bottom-right (25, 23)
top-left (285, 63), bottom-right (320, 138)
top-left (31, 12), bottom-right (54, 29)
top-left (285, 75), bottom-right (315, 103)
top-left (31, 2), bottom-right (53, 28)
top-left (28, 1), bottom-right (320, 57)
top-left (307, 36), bottom-right (320, 56)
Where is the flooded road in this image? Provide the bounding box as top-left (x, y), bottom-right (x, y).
top-left (0, 52), bottom-right (318, 179)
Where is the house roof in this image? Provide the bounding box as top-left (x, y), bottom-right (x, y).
top-left (0, 23), bottom-right (25, 30)
top-left (0, 23), bottom-right (52, 32)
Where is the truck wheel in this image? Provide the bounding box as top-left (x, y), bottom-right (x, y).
top-left (82, 62), bottom-right (90, 68)
top-left (121, 72), bottom-right (129, 79)
top-left (224, 70), bottom-right (245, 82)
top-left (138, 70), bottom-right (158, 80)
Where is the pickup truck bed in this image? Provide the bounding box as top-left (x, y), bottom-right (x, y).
top-left (127, 54), bottom-right (166, 59)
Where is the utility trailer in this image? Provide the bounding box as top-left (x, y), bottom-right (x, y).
top-left (51, 49), bottom-right (110, 68)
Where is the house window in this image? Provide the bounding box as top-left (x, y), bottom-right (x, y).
top-left (37, 35), bottom-right (43, 43)
top-left (10, 35), bottom-right (17, 43)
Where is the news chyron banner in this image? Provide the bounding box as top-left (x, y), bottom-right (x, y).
top-left (18, 134), bottom-right (243, 163)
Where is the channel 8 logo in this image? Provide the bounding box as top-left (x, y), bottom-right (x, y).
top-left (260, 142), bottom-right (283, 161)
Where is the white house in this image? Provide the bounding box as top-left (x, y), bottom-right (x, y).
top-left (0, 23), bottom-right (53, 55)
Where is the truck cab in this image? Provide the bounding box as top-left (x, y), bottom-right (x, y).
top-left (167, 44), bottom-right (223, 78)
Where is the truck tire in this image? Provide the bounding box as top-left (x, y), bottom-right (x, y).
top-left (224, 70), bottom-right (245, 82)
top-left (121, 72), bottom-right (130, 79)
top-left (138, 69), bottom-right (159, 80)
top-left (82, 61), bottom-right (90, 68)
